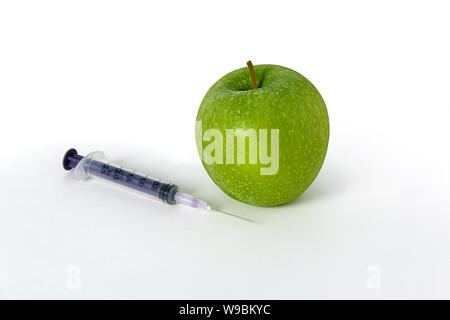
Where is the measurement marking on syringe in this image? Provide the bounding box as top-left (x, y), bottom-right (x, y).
top-left (126, 173), bottom-right (134, 183)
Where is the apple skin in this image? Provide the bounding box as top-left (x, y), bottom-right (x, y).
top-left (196, 64), bottom-right (329, 206)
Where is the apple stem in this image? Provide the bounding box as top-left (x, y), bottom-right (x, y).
top-left (247, 60), bottom-right (258, 89)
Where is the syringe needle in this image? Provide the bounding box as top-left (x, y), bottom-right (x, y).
top-left (174, 192), bottom-right (254, 223)
top-left (209, 207), bottom-right (256, 223)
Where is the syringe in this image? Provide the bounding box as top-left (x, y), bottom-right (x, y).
top-left (62, 149), bottom-right (253, 222)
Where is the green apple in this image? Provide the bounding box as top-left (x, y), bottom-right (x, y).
top-left (196, 62), bottom-right (329, 206)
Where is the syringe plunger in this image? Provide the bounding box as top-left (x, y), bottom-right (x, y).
top-left (63, 149), bottom-right (181, 205)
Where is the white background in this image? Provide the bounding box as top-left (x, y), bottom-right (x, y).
top-left (0, 0), bottom-right (449, 299)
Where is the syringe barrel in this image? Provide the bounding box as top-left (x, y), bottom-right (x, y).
top-left (71, 151), bottom-right (178, 204)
